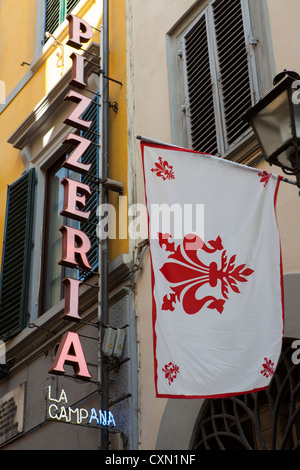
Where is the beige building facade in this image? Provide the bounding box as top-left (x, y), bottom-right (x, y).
top-left (128, 0), bottom-right (300, 450)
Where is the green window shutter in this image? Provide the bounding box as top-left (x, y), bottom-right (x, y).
top-left (66, 0), bottom-right (81, 16)
top-left (45, 0), bottom-right (61, 38)
top-left (44, 0), bottom-right (81, 42)
top-left (0, 169), bottom-right (36, 340)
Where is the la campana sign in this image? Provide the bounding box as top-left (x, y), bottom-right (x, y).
top-left (48, 14), bottom-right (99, 380)
top-left (46, 386), bottom-right (116, 428)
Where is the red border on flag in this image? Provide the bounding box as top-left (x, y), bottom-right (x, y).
top-left (140, 140), bottom-right (284, 399)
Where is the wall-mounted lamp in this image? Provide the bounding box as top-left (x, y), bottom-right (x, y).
top-left (242, 70), bottom-right (300, 187)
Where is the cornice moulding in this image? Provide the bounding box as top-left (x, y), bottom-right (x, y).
top-left (8, 42), bottom-right (100, 151)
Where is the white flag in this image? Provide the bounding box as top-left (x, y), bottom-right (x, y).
top-left (141, 141), bottom-right (284, 398)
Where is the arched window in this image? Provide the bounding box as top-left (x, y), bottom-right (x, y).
top-left (192, 339), bottom-right (300, 450)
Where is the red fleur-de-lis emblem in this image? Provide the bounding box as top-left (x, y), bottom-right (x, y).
top-left (151, 157), bottom-right (175, 181)
top-left (260, 358), bottom-right (275, 378)
top-left (159, 233), bottom-right (254, 315)
top-left (258, 171), bottom-right (272, 187)
top-left (162, 362), bottom-right (180, 385)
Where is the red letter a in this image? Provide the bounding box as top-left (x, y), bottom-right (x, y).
top-left (49, 331), bottom-right (91, 380)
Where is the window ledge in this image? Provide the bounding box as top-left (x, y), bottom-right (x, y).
top-left (2, 280), bottom-right (96, 380)
top-left (221, 129), bottom-right (262, 167)
top-left (1, 253), bottom-right (134, 380)
top-left (7, 42), bottom-right (100, 152)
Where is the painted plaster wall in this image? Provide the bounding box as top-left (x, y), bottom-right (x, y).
top-left (0, 1), bottom-right (101, 256)
top-left (127, 0), bottom-right (197, 450)
top-left (257, 0), bottom-right (300, 276)
top-left (0, 0), bottom-right (128, 263)
top-left (129, 0), bottom-right (300, 449)
top-left (0, 0), bottom-right (37, 255)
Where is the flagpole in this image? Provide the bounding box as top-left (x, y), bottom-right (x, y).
top-left (135, 135), bottom-right (298, 188)
top-left (135, 134), bottom-right (184, 149)
top-left (281, 177), bottom-right (298, 186)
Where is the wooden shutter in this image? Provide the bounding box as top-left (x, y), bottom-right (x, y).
top-left (66, 0), bottom-right (81, 16)
top-left (44, 0), bottom-right (81, 41)
top-left (0, 169), bottom-right (36, 340)
top-left (184, 15), bottom-right (218, 155)
top-left (79, 93), bottom-right (100, 279)
top-left (213, 0), bottom-right (252, 147)
top-left (45, 0), bottom-right (61, 37)
top-left (183, 0), bottom-right (253, 155)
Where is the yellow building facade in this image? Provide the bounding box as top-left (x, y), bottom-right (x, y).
top-left (0, 0), bottom-right (128, 260)
top-left (0, 0), bottom-right (136, 450)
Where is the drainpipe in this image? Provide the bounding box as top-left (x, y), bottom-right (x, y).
top-left (101, 0), bottom-right (110, 451)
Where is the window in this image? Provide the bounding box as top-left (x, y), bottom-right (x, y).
top-left (0, 92), bottom-right (100, 335)
top-left (41, 159), bottom-right (81, 312)
top-left (40, 93), bottom-right (100, 314)
top-left (0, 170), bottom-right (36, 340)
top-left (44, 0), bottom-right (81, 40)
top-left (168, 0), bottom-right (259, 156)
top-left (191, 340), bottom-right (300, 450)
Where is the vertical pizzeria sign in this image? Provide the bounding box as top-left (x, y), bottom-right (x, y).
top-left (48, 15), bottom-right (98, 380)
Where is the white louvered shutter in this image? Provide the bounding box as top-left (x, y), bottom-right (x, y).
top-left (184, 13), bottom-right (219, 155)
top-left (183, 0), bottom-right (256, 156)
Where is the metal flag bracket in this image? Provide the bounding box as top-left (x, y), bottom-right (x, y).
top-left (84, 172), bottom-right (123, 194)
